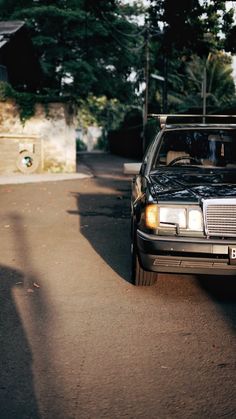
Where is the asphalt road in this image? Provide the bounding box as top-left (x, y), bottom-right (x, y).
top-left (0, 152), bottom-right (236, 419)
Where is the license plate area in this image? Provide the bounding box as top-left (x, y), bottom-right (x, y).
top-left (229, 247), bottom-right (236, 264)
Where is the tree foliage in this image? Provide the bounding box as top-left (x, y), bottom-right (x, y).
top-left (0, 0), bottom-right (236, 118)
top-left (148, 0), bottom-right (235, 56)
top-left (169, 53), bottom-right (235, 113)
top-left (147, 0), bottom-right (236, 113)
top-left (0, 0), bottom-right (145, 103)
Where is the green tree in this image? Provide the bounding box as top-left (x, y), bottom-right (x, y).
top-left (147, 0), bottom-right (236, 112)
top-left (173, 53), bottom-right (236, 113)
top-left (0, 0), bottom-right (145, 103)
top-left (148, 0), bottom-right (235, 56)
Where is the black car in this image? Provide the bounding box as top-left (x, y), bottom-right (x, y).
top-left (130, 114), bottom-right (236, 285)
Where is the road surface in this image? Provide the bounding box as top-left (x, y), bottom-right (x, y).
top-left (0, 152), bottom-right (235, 418)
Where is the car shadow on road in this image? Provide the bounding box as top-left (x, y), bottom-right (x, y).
top-left (0, 264), bottom-right (41, 419)
top-left (197, 275), bottom-right (236, 330)
top-left (69, 177), bottom-right (132, 283)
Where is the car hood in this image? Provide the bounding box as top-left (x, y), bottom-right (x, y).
top-left (149, 168), bottom-right (236, 203)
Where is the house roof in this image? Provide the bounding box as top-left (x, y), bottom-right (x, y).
top-left (0, 20), bottom-right (25, 36)
top-left (0, 20), bottom-right (42, 91)
top-left (0, 37), bottom-right (7, 49)
top-left (0, 21), bottom-right (26, 48)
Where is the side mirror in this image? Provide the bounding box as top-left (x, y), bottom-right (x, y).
top-left (123, 162), bottom-right (142, 175)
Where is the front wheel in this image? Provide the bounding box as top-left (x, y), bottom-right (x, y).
top-left (131, 236), bottom-right (157, 286)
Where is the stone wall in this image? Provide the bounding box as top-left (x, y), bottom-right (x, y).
top-left (0, 100), bottom-right (77, 174)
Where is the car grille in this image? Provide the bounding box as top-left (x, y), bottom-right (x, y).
top-left (203, 198), bottom-right (236, 237)
top-left (153, 256), bottom-right (232, 269)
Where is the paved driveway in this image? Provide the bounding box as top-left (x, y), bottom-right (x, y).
top-left (0, 153), bottom-right (236, 419)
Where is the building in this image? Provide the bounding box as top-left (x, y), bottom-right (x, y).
top-left (0, 20), bottom-right (42, 91)
top-left (0, 21), bottom-right (76, 175)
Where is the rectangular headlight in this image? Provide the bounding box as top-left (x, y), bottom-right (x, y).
top-left (145, 205), bottom-right (203, 232)
top-left (160, 207), bottom-right (187, 228)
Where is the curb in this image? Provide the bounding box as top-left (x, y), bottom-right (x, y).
top-left (0, 172), bottom-right (92, 185)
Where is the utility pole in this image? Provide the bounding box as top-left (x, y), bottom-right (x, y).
top-left (202, 65), bottom-right (207, 123)
top-left (143, 28), bottom-right (150, 153)
top-left (162, 56), bottom-right (168, 113)
top-left (144, 30), bottom-right (150, 126)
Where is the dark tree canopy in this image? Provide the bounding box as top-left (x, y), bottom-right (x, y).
top-left (146, 0), bottom-right (236, 113)
top-left (0, 0), bottom-right (235, 114)
top-left (148, 0), bottom-right (235, 56)
top-left (0, 0), bottom-right (145, 102)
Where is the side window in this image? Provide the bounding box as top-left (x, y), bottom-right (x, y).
top-left (151, 131), bottom-right (174, 168)
top-left (141, 133), bottom-right (160, 174)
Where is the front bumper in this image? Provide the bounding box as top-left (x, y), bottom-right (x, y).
top-left (137, 230), bottom-right (236, 275)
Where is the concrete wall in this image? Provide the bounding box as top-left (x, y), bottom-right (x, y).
top-left (0, 100), bottom-right (77, 174)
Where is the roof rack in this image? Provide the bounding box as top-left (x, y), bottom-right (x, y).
top-left (148, 114), bottom-right (236, 128)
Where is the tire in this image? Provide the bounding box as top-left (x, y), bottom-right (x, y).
top-left (17, 150), bottom-right (39, 174)
top-left (131, 229), bottom-right (157, 286)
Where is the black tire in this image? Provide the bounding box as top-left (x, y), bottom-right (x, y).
top-left (131, 231), bottom-right (157, 286)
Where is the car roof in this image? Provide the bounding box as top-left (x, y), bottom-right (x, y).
top-left (164, 123), bottom-right (236, 130)
top-left (148, 114), bottom-right (236, 130)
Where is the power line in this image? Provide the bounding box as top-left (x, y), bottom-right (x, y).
top-left (99, 11), bottom-right (146, 45)
top-left (99, 17), bottom-right (147, 53)
top-left (101, 11), bottom-right (147, 38)
top-left (116, 1), bottom-right (150, 32)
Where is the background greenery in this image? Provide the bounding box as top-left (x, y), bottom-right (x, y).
top-left (0, 0), bottom-right (236, 151)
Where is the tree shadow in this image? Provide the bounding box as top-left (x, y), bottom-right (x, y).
top-left (197, 275), bottom-right (236, 330)
top-left (69, 176), bottom-right (132, 282)
top-left (0, 212), bottom-right (69, 418)
top-left (0, 264), bottom-right (41, 419)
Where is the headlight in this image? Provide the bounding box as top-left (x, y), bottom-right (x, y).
top-left (188, 208), bottom-right (203, 231)
top-left (145, 205), bottom-right (203, 231)
top-left (145, 205), bottom-right (159, 229)
top-left (160, 207), bottom-right (187, 228)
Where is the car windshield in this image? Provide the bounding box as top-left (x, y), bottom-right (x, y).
top-left (152, 128), bottom-right (236, 169)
